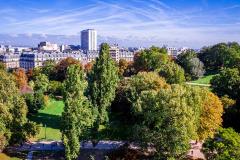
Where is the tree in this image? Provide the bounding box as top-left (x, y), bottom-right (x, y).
top-left (197, 91), bottom-right (223, 140)
top-left (29, 74), bottom-right (50, 113)
top-left (211, 68), bottom-right (240, 100)
top-left (132, 85), bottom-right (201, 159)
top-left (203, 128), bottom-right (240, 160)
top-left (118, 59), bottom-right (128, 77)
top-left (87, 43), bottom-right (119, 129)
top-left (84, 61), bottom-right (94, 73)
top-left (177, 50), bottom-right (205, 80)
top-left (55, 57), bottom-right (82, 81)
top-left (0, 70), bottom-right (38, 149)
top-left (0, 62), bottom-right (6, 71)
top-left (128, 72), bottom-right (169, 103)
top-left (198, 43), bottom-right (240, 72)
top-left (34, 73), bottom-right (49, 93)
top-left (133, 46), bottom-right (169, 72)
top-left (158, 62), bottom-right (186, 84)
top-left (41, 60), bottom-right (56, 79)
top-left (13, 68), bottom-right (28, 89)
top-left (48, 80), bottom-right (62, 96)
top-left (62, 65), bottom-right (95, 160)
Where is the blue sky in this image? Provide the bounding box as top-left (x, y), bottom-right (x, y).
top-left (0, 0), bottom-right (240, 47)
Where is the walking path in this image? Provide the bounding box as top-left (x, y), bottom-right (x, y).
top-left (185, 82), bottom-right (211, 87)
top-left (13, 140), bottom-right (205, 160)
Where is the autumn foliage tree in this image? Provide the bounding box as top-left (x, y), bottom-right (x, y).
top-left (13, 68), bottom-right (28, 89)
top-left (54, 57), bottom-right (82, 81)
top-left (197, 91), bottom-right (223, 140)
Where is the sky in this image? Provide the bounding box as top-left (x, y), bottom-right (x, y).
top-left (0, 0), bottom-right (240, 48)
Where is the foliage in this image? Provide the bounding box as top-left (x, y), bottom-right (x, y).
top-left (84, 62), bottom-right (94, 73)
top-left (221, 95), bottom-right (236, 109)
top-left (133, 46), bottom-right (169, 72)
top-left (177, 50), bottom-right (205, 80)
top-left (132, 85), bottom-right (202, 159)
top-left (62, 65), bottom-right (95, 160)
top-left (13, 68), bottom-right (28, 88)
top-left (41, 60), bottom-right (56, 80)
top-left (0, 62), bottom-right (6, 71)
top-left (211, 68), bottom-right (240, 100)
top-left (0, 70), bottom-right (38, 149)
top-left (158, 62), bottom-right (186, 84)
top-left (48, 81), bottom-right (62, 96)
top-left (118, 59), bottom-right (134, 77)
top-left (198, 42), bottom-right (240, 72)
top-left (203, 128), bottom-right (240, 160)
top-left (34, 73), bottom-right (49, 93)
top-left (197, 91), bottom-right (223, 140)
top-left (54, 57), bottom-right (82, 81)
top-left (87, 43), bottom-right (119, 129)
top-left (128, 72), bottom-right (169, 104)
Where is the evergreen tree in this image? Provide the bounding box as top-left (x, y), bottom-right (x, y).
top-left (62, 65), bottom-right (94, 160)
top-left (88, 43), bottom-right (119, 130)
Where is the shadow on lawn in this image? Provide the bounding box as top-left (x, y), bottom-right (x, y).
top-left (29, 113), bottom-right (61, 129)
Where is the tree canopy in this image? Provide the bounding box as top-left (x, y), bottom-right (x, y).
top-left (87, 43), bottom-right (119, 129)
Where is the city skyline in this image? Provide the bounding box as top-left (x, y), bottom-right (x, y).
top-left (0, 0), bottom-right (240, 48)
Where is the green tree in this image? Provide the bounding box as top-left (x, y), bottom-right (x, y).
top-left (87, 43), bottom-right (119, 129)
top-left (158, 62), bottom-right (186, 84)
top-left (41, 60), bottom-right (56, 79)
top-left (133, 46), bottom-right (169, 72)
top-left (62, 65), bottom-right (95, 160)
top-left (199, 42), bottom-right (240, 72)
top-left (132, 85), bottom-right (202, 159)
top-left (0, 70), bottom-right (38, 148)
top-left (177, 50), bottom-right (205, 80)
top-left (203, 128), bottom-right (240, 160)
top-left (211, 68), bottom-right (240, 100)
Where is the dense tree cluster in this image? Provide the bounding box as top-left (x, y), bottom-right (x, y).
top-left (3, 41), bottom-right (240, 159)
top-left (176, 49), bottom-right (205, 80)
top-left (203, 128), bottom-right (240, 160)
top-left (0, 69), bottom-right (38, 151)
top-left (199, 42), bottom-right (240, 72)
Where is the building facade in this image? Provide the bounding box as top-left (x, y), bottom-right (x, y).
top-left (38, 41), bottom-right (58, 51)
top-left (0, 53), bottom-right (20, 69)
top-left (81, 29), bottom-right (97, 51)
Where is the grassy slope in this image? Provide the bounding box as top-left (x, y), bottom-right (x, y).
top-left (190, 74), bottom-right (216, 84)
top-left (29, 99), bottom-right (64, 141)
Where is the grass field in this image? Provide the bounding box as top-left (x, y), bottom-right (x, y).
top-left (190, 74), bottom-right (216, 84)
top-left (29, 99), bottom-right (64, 141)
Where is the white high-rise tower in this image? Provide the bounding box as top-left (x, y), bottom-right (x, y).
top-left (81, 29), bottom-right (97, 51)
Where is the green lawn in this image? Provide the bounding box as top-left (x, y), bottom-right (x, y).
top-left (190, 74), bottom-right (216, 84)
top-left (29, 99), bottom-right (64, 141)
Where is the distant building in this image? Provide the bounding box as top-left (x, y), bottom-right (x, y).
top-left (38, 41), bottom-right (58, 51)
top-left (166, 47), bottom-right (178, 57)
top-left (0, 53), bottom-right (20, 69)
top-left (20, 52), bottom-right (82, 70)
top-left (119, 49), bottom-right (135, 62)
top-left (110, 45), bottom-right (120, 62)
top-left (81, 29), bottom-right (97, 51)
